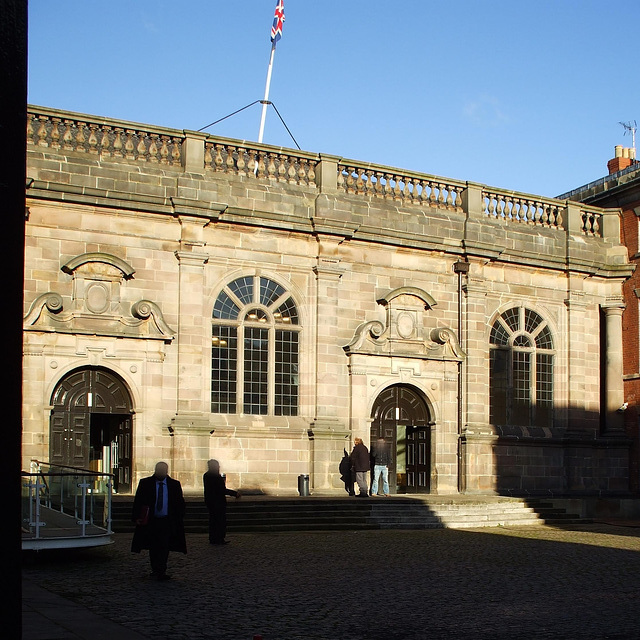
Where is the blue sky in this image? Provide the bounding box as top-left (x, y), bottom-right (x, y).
top-left (28, 1), bottom-right (640, 197)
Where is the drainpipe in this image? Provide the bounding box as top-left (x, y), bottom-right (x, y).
top-left (453, 260), bottom-right (470, 493)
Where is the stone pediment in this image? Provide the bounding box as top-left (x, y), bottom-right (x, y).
top-left (24, 252), bottom-right (175, 341)
top-left (344, 287), bottom-right (464, 361)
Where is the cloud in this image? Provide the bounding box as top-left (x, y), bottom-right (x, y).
top-left (462, 95), bottom-right (509, 127)
top-left (139, 11), bottom-right (160, 34)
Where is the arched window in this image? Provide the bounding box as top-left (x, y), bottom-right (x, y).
top-left (211, 276), bottom-right (300, 416)
top-left (489, 307), bottom-right (554, 427)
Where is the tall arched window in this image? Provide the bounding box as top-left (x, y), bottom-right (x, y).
top-left (211, 275), bottom-right (300, 416)
top-left (489, 307), bottom-right (554, 427)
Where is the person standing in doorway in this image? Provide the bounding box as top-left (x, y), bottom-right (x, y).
top-left (350, 437), bottom-right (370, 497)
top-left (371, 437), bottom-right (391, 496)
top-left (131, 461), bottom-right (186, 580)
top-left (203, 459), bottom-right (240, 545)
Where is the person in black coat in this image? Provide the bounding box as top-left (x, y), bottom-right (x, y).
top-left (349, 437), bottom-right (370, 497)
top-left (203, 459), bottom-right (240, 545)
top-left (339, 448), bottom-right (355, 496)
top-left (131, 461), bottom-right (186, 580)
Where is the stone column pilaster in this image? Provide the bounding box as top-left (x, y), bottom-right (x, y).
top-left (462, 275), bottom-right (491, 434)
top-left (310, 239), bottom-right (349, 489)
top-left (601, 302), bottom-right (626, 434)
top-left (461, 271), bottom-right (496, 494)
top-left (313, 239), bottom-right (347, 423)
top-left (174, 248), bottom-right (209, 417)
top-left (170, 217), bottom-right (210, 488)
top-left (565, 292), bottom-right (589, 435)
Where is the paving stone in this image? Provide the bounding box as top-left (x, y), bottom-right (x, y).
top-left (22, 524), bottom-right (640, 639)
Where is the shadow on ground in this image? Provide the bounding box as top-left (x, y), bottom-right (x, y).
top-left (23, 524), bottom-right (640, 640)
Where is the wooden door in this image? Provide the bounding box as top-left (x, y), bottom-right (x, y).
top-left (371, 385), bottom-right (432, 494)
top-left (49, 410), bottom-right (90, 469)
top-left (50, 367), bottom-right (133, 489)
top-left (406, 426), bottom-right (431, 493)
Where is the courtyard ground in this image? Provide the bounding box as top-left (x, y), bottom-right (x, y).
top-left (22, 523), bottom-right (640, 640)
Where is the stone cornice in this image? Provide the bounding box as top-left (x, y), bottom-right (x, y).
top-left (26, 103), bottom-right (633, 277)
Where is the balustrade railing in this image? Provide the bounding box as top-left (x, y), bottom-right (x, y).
top-left (580, 205), bottom-right (604, 237)
top-left (204, 140), bottom-right (318, 186)
top-left (27, 110), bottom-right (184, 165)
top-left (26, 107), bottom-right (611, 241)
top-left (22, 460), bottom-right (113, 549)
top-left (337, 163), bottom-right (465, 212)
top-left (482, 189), bottom-right (565, 229)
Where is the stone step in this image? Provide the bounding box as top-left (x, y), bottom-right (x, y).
top-left (441, 518), bottom-right (543, 529)
top-left (110, 496), bottom-right (592, 533)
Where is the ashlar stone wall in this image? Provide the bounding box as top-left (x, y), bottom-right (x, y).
top-left (23, 106), bottom-right (634, 496)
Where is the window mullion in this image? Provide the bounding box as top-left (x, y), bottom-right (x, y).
top-left (237, 323), bottom-right (245, 413)
top-left (530, 346), bottom-right (536, 426)
top-left (268, 326), bottom-right (275, 415)
top-left (507, 348), bottom-right (513, 424)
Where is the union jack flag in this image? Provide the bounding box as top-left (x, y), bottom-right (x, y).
top-left (270, 0), bottom-right (285, 44)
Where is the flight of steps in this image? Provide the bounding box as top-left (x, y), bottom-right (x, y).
top-left (524, 498), bottom-right (592, 526)
top-left (111, 495), bottom-right (590, 534)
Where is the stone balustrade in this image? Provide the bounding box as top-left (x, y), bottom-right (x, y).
top-left (580, 204), bottom-right (604, 237)
top-left (204, 139), bottom-right (318, 186)
top-left (27, 108), bottom-right (184, 165)
top-left (482, 189), bottom-right (565, 229)
top-left (26, 106), bottom-right (616, 243)
top-left (482, 188), bottom-right (608, 237)
top-left (337, 162), bottom-right (465, 212)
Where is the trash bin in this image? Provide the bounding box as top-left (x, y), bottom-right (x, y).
top-left (297, 474), bottom-right (310, 497)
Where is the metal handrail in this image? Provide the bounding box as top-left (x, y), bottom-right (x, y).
top-left (28, 458), bottom-right (117, 477)
top-left (22, 462), bottom-right (114, 542)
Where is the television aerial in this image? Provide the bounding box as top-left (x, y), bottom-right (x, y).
top-left (619, 120), bottom-right (637, 154)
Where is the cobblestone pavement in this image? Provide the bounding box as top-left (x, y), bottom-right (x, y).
top-left (22, 524), bottom-right (640, 640)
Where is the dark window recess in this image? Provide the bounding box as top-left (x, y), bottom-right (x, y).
top-left (489, 307), bottom-right (554, 428)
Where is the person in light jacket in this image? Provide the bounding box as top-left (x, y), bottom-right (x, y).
top-left (371, 437), bottom-right (391, 496)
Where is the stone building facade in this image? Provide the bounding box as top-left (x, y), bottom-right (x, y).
top-left (560, 149), bottom-right (640, 492)
top-left (23, 105), bottom-right (634, 496)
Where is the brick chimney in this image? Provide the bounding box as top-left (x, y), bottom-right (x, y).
top-left (607, 145), bottom-right (637, 174)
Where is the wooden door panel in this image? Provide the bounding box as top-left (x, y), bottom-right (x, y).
top-left (406, 426), bottom-right (430, 493)
top-left (70, 413), bottom-right (90, 468)
top-left (49, 413), bottom-right (67, 465)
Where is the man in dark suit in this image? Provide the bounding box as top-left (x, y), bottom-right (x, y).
top-left (203, 459), bottom-right (240, 545)
top-left (131, 461), bottom-right (186, 580)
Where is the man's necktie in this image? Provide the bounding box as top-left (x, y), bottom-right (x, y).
top-left (156, 481), bottom-right (164, 513)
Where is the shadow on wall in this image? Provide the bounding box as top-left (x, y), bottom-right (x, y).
top-left (487, 405), bottom-right (633, 497)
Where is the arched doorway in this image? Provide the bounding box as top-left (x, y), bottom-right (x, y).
top-left (371, 384), bottom-right (434, 494)
top-left (50, 367), bottom-right (134, 493)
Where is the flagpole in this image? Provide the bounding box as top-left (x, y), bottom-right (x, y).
top-left (258, 43), bottom-right (276, 144)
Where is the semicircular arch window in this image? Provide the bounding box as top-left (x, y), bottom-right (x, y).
top-left (212, 275), bottom-right (299, 416)
top-left (489, 306), bottom-right (554, 428)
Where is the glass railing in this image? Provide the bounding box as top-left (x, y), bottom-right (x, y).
top-left (22, 460), bottom-right (114, 549)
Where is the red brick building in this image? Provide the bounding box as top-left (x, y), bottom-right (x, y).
top-left (560, 148), bottom-right (640, 492)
